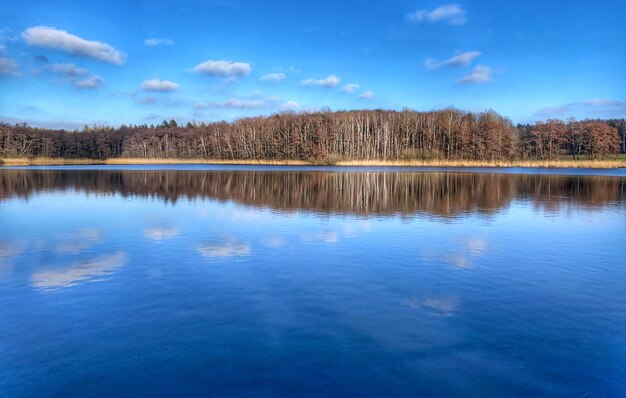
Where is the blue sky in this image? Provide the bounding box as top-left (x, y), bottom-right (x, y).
top-left (0, 0), bottom-right (624, 128)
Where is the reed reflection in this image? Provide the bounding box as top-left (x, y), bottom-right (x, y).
top-left (0, 170), bottom-right (623, 217)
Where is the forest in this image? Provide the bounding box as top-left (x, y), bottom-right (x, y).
top-left (0, 109), bottom-right (624, 162)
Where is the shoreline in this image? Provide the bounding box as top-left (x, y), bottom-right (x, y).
top-left (1, 157), bottom-right (625, 169)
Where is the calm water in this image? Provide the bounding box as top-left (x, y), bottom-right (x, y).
top-left (1, 167), bottom-right (625, 397)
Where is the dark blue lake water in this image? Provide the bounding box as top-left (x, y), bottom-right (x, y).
top-left (1, 167), bottom-right (625, 397)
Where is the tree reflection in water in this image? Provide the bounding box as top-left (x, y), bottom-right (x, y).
top-left (0, 169), bottom-right (623, 217)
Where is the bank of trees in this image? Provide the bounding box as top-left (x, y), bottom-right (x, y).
top-left (0, 109), bottom-right (623, 161)
top-left (522, 119), bottom-right (623, 160)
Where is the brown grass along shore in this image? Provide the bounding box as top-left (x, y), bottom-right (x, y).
top-left (1, 157), bottom-right (625, 168)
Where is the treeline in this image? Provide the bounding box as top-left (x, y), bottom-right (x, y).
top-left (1, 109), bottom-right (624, 161)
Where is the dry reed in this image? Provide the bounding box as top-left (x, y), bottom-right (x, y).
top-left (0, 157), bottom-right (624, 168)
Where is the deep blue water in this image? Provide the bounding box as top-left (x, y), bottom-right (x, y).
top-left (0, 167), bottom-right (625, 397)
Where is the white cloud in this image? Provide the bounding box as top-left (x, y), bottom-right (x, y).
top-left (0, 57), bottom-right (18, 76)
top-left (47, 63), bottom-right (88, 76)
top-left (213, 98), bottom-right (267, 109)
top-left (407, 4), bottom-right (467, 25)
top-left (260, 72), bottom-right (286, 82)
top-left (456, 65), bottom-right (492, 84)
top-left (342, 83), bottom-right (360, 93)
top-left (281, 100), bottom-right (300, 110)
top-left (358, 90), bottom-right (374, 99)
top-left (73, 75), bottom-right (104, 89)
top-left (192, 59), bottom-right (251, 78)
top-left (425, 51), bottom-right (481, 70)
top-left (140, 78), bottom-right (180, 92)
top-left (144, 38), bottom-right (174, 46)
top-left (301, 74), bottom-right (341, 88)
top-left (22, 26), bottom-right (126, 65)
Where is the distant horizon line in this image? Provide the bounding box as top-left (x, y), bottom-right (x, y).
top-left (2, 106), bottom-right (624, 131)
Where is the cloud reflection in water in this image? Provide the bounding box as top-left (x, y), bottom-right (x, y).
top-left (55, 228), bottom-right (102, 254)
top-left (0, 241), bottom-right (22, 265)
top-left (144, 226), bottom-right (180, 241)
top-left (31, 252), bottom-right (128, 290)
top-left (197, 241), bottom-right (251, 258)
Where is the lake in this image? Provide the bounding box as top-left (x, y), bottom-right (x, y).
top-left (1, 166), bottom-right (625, 397)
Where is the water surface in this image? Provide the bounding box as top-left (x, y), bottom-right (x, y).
top-left (1, 167), bottom-right (625, 397)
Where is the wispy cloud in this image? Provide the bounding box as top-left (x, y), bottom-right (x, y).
top-left (47, 63), bottom-right (88, 76)
top-left (301, 74), bottom-right (341, 88)
top-left (534, 99), bottom-right (626, 118)
top-left (342, 83), bottom-right (360, 93)
top-left (144, 38), bottom-right (174, 46)
top-left (45, 62), bottom-right (103, 89)
top-left (407, 4), bottom-right (467, 25)
top-left (0, 116), bottom-right (102, 130)
top-left (425, 51), bottom-right (481, 70)
top-left (260, 72), bottom-right (285, 82)
top-left (34, 55), bottom-right (49, 64)
top-left (139, 96), bottom-right (157, 105)
top-left (212, 98), bottom-right (267, 109)
top-left (73, 75), bottom-right (104, 89)
top-left (45, 63), bottom-right (104, 89)
top-left (0, 57), bottom-right (18, 76)
top-left (280, 100), bottom-right (300, 110)
top-left (456, 65), bottom-right (492, 84)
top-left (0, 28), bottom-right (18, 43)
top-left (0, 44), bottom-right (5, 53)
top-left (140, 78), bottom-right (180, 92)
top-left (358, 90), bottom-right (374, 99)
top-left (22, 26), bottom-right (126, 65)
top-left (192, 59), bottom-right (251, 78)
